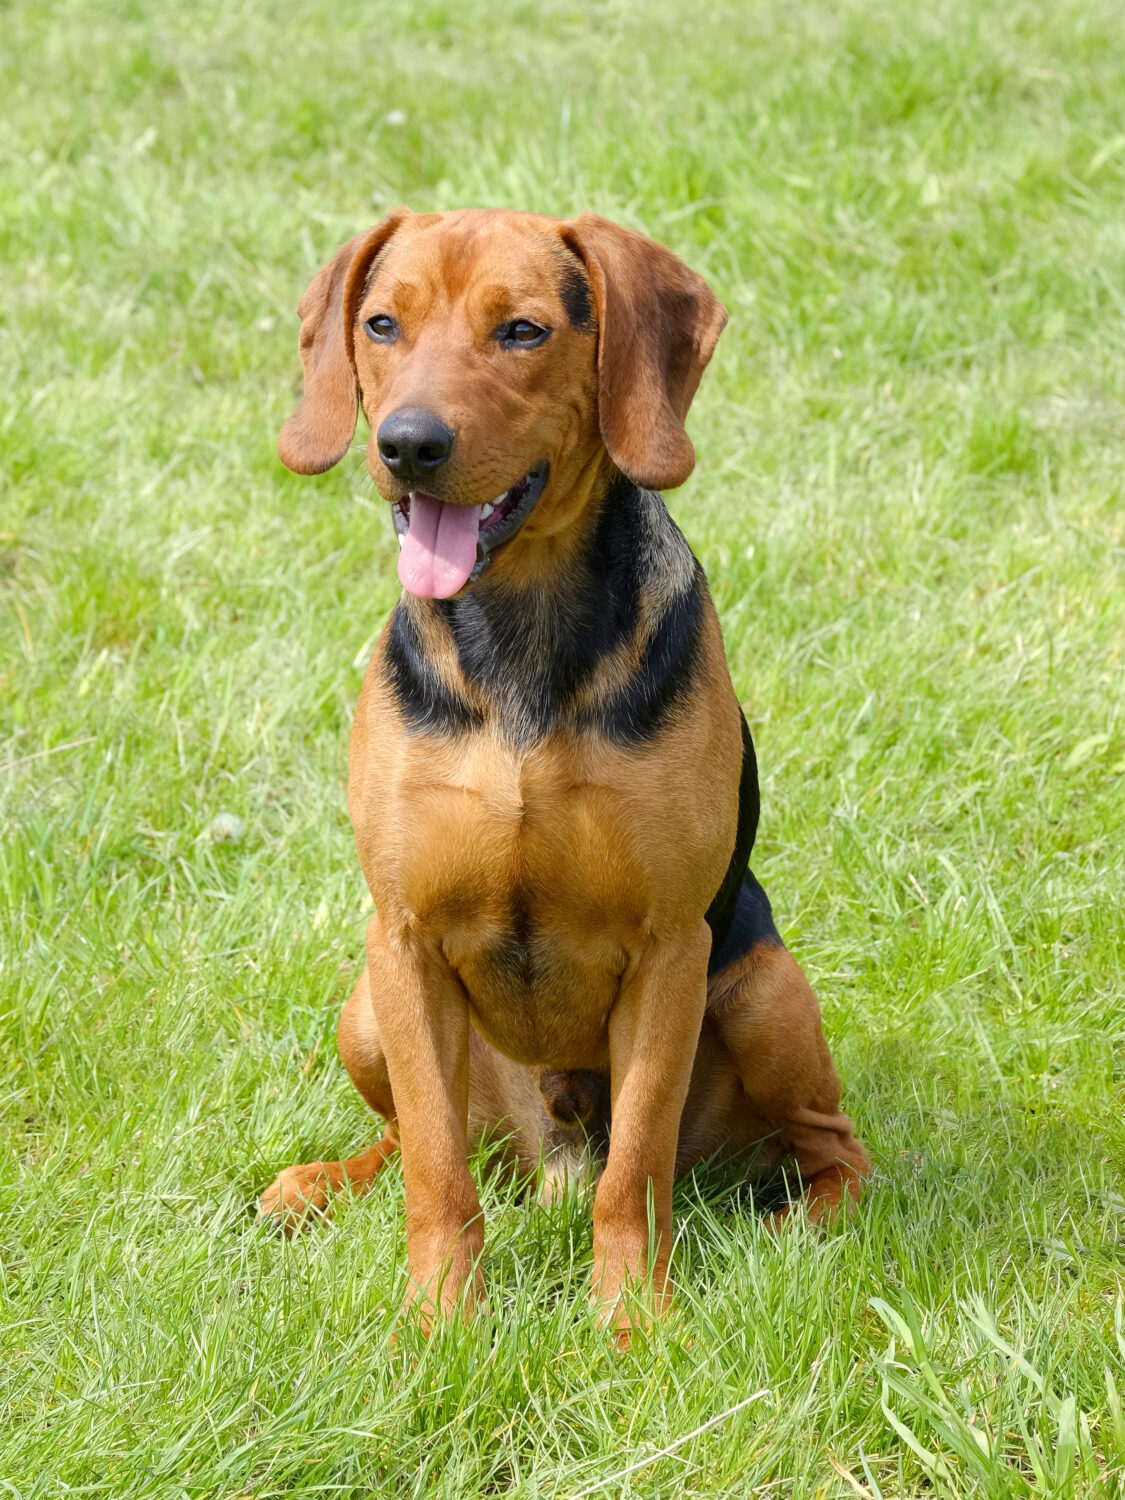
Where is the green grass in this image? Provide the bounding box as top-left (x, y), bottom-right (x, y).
top-left (3, 0), bottom-right (1125, 1493)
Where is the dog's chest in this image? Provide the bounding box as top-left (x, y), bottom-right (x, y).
top-left (377, 736), bottom-right (653, 1065)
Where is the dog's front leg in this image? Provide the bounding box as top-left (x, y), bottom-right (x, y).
top-left (592, 923), bottom-right (710, 1343)
top-left (366, 917), bottom-right (484, 1330)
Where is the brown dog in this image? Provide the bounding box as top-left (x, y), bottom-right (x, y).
top-left (259, 208), bottom-right (868, 1337)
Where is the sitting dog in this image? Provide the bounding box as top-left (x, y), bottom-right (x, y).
top-left (259, 207), bottom-right (868, 1337)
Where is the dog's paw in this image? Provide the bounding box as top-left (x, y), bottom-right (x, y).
top-left (763, 1161), bottom-right (867, 1233)
top-left (257, 1162), bottom-right (334, 1236)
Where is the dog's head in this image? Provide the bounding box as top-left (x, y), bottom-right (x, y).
top-left (279, 208), bottom-right (726, 599)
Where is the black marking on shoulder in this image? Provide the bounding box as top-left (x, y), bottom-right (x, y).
top-left (590, 564), bottom-right (705, 745)
top-left (383, 604), bottom-right (483, 735)
top-left (704, 711), bottom-right (761, 971)
top-left (559, 261), bottom-right (594, 332)
top-left (707, 871), bottom-right (781, 977)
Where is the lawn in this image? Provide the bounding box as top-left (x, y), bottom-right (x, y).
top-left (2, 0), bottom-right (1124, 1493)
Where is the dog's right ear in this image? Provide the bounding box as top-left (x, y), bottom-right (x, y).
top-left (278, 208), bottom-right (411, 475)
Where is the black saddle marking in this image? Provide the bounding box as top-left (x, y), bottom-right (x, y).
top-left (588, 566), bottom-right (703, 746)
top-left (705, 712), bottom-right (770, 975)
top-left (707, 871), bottom-right (782, 977)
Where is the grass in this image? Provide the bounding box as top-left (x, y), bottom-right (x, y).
top-left (2, 0), bottom-right (1124, 1492)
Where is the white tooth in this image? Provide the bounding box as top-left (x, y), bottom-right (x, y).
top-left (397, 533), bottom-right (405, 549)
top-left (480, 503), bottom-right (494, 519)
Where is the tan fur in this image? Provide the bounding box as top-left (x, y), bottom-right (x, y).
top-left (261, 208), bottom-right (868, 1341)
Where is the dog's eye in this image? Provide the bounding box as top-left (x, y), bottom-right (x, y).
top-left (364, 314), bottom-right (398, 344)
top-left (497, 319), bottom-right (550, 348)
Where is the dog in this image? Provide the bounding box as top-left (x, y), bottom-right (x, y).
top-left (259, 208), bottom-right (869, 1338)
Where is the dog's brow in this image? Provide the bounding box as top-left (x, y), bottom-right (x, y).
top-left (475, 281), bottom-right (524, 318)
top-left (365, 264), bottom-right (406, 296)
top-left (364, 268), bottom-right (424, 319)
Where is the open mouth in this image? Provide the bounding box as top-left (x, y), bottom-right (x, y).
top-left (391, 462), bottom-right (549, 599)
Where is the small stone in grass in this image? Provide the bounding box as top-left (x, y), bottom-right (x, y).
top-left (209, 812), bottom-right (245, 845)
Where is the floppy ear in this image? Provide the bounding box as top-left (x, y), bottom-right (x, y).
top-left (278, 208), bottom-right (411, 475)
top-left (559, 213), bottom-right (727, 491)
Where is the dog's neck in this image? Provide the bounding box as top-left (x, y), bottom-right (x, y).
top-left (387, 476), bottom-right (705, 749)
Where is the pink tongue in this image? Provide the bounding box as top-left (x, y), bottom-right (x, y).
top-left (397, 495), bottom-right (481, 599)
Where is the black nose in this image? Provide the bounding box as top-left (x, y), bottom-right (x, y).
top-left (376, 407), bottom-right (455, 484)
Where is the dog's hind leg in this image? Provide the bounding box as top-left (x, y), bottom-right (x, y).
top-left (258, 968), bottom-right (400, 1234)
top-left (705, 884), bottom-right (869, 1223)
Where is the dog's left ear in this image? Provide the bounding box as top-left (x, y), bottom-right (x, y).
top-left (559, 214), bottom-right (727, 491)
top-left (278, 208), bottom-right (411, 475)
